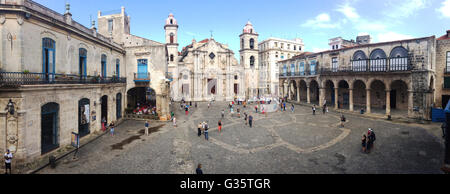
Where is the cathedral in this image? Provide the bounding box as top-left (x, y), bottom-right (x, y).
top-left (166, 14), bottom-right (260, 102)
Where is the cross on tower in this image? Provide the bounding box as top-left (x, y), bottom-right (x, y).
top-left (210, 30), bottom-right (213, 39)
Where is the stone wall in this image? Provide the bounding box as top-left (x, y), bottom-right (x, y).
top-left (0, 84), bottom-right (126, 163)
top-left (435, 38), bottom-right (450, 108)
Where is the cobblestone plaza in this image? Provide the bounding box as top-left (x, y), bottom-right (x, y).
top-left (37, 102), bottom-right (444, 174)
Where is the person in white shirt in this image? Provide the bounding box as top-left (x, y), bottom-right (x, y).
top-left (4, 149), bottom-right (12, 174)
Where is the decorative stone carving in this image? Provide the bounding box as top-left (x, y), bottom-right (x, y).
top-left (16, 15), bottom-right (24, 25)
top-left (0, 15), bottom-right (5, 25)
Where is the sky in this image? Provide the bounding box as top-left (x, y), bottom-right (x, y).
top-left (34, 0), bottom-right (450, 57)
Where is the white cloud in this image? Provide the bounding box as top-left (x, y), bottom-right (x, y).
top-left (354, 19), bottom-right (388, 32)
top-left (385, 0), bottom-right (430, 18)
top-left (377, 32), bottom-right (414, 42)
top-left (437, 0), bottom-right (450, 18)
top-left (302, 13), bottom-right (341, 29)
top-left (336, 4), bottom-right (360, 20)
top-left (358, 32), bottom-right (369, 36)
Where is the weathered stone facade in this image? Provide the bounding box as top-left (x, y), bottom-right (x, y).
top-left (279, 36), bottom-right (436, 120)
top-left (435, 31), bottom-right (450, 108)
top-left (0, 0), bottom-right (170, 166)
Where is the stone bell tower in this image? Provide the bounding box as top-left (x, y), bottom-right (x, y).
top-left (239, 21), bottom-right (259, 99)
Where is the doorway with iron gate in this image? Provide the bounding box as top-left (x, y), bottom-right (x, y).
top-left (101, 95), bottom-right (108, 125)
top-left (41, 103), bottom-right (59, 154)
top-left (78, 98), bottom-right (90, 138)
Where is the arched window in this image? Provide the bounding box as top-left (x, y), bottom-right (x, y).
top-left (170, 19), bottom-right (173, 24)
top-left (250, 56), bottom-right (255, 67)
top-left (170, 33), bottom-right (174, 44)
top-left (101, 54), bottom-right (107, 78)
top-left (79, 48), bottom-right (87, 78)
top-left (250, 38), bottom-right (255, 49)
top-left (170, 54), bottom-right (174, 62)
top-left (352, 50), bottom-right (367, 72)
top-left (241, 39), bottom-right (244, 49)
top-left (390, 46), bottom-right (409, 71)
top-left (42, 38), bottom-right (56, 81)
top-left (369, 49), bottom-right (387, 72)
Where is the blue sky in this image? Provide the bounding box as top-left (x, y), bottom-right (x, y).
top-left (35, 0), bottom-right (449, 56)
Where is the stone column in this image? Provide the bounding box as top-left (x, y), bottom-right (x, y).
top-left (386, 90), bottom-right (391, 116)
top-left (297, 82), bottom-right (301, 103)
top-left (319, 87), bottom-right (325, 108)
top-left (349, 88), bottom-right (354, 112)
top-left (307, 87), bottom-right (311, 104)
top-left (288, 85), bottom-right (292, 100)
top-left (334, 87), bottom-right (339, 109)
top-left (366, 89), bottom-right (371, 114)
top-left (408, 90), bottom-right (414, 117)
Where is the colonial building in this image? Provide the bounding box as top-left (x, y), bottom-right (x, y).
top-left (280, 36), bottom-right (437, 120)
top-left (435, 30), bottom-right (450, 108)
top-left (0, 0), bottom-right (170, 166)
top-left (258, 37), bottom-right (304, 96)
top-left (328, 35), bottom-right (371, 50)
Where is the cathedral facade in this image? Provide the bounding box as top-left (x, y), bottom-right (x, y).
top-left (167, 16), bottom-right (260, 101)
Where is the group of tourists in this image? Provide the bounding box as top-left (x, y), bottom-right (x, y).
top-left (362, 128), bottom-right (377, 153)
top-left (133, 102), bottom-right (158, 116)
top-left (198, 121), bottom-right (210, 141)
top-left (101, 117), bottom-right (116, 137)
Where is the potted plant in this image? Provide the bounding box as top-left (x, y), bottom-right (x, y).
top-left (23, 70), bottom-right (30, 74)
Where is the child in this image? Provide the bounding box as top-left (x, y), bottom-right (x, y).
top-left (218, 120), bottom-right (222, 133)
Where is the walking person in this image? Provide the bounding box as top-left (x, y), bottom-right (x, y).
top-left (312, 105), bottom-right (316, 115)
top-left (221, 110), bottom-right (225, 119)
top-left (283, 102), bottom-right (286, 111)
top-left (196, 164), bottom-right (203, 174)
top-left (248, 115), bottom-right (253, 128)
top-left (110, 121), bottom-right (115, 137)
top-left (185, 105), bottom-right (189, 116)
top-left (291, 104), bottom-right (295, 113)
top-left (218, 120), bottom-right (222, 133)
top-left (197, 122), bottom-right (202, 137)
top-left (204, 122), bottom-right (209, 141)
top-left (367, 128), bottom-right (376, 152)
top-left (102, 117), bottom-right (107, 132)
top-left (145, 120), bottom-right (150, 136)
top-left (255, 105), bottom-right (258, 113)
top-left (4, 149), bottom-right (12, 174)
top-left (244, 112), bottom-right (248, 125)
top-left (362, 134), bottom-right (367, 153)
top-left (195, 102), bottom-right (198, 108)
top-left (171, 112), bottom-right (175, 121)
top-left (323, 105), bottom-right (326, 114)
top-left (173, 117), bottom-right (177, 128)
top-left (340, 114), bottom-right (346, 127)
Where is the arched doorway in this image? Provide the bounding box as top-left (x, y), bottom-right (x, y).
top-left (78, 98), bottom-right (91, 138)
top-left (353, 80), bottom-right (367, 112)
top-left (325, 80), bottom-right (335, 107)
top-left (370, 80), bottom-right (386, 114)
top-left (127, 87), bottom-right (157, 114)
top-left (338, 80), bottom-right (350, 109)
top-left (309, 80), bottom-right (320, 105)
top-left (116, 93), bottom-right (122, 119)
top-left (41, 102), bottom-right (59, 154)
top-left (101, 95), bottom-right (108, 125)
top-left (299, 80), bottom-right (308, 102)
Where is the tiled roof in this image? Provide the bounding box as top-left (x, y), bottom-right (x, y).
top-left (437, 30), bottom-right (450, 40)
top-left (198, 39), bottom-right (209, 43)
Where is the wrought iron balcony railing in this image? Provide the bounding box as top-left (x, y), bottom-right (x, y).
top-left (134, 72), bottom-right (151, 82)
top-left (0, 72), bottom-right (126, 87)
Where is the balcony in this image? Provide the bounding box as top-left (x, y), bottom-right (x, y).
top-left (134, 72), bottom-right (151, 83)
top-left (320, 57), bottom-right (412, 75)
top-left (166, 72), bottom-right (173, 82)
top-left (0, 72), bottom-right (126, 87)
top-left (279, 71), bottom-right (317, 78)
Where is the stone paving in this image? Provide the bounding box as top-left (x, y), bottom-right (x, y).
top-left (37, 102), bottom-right (445, 174)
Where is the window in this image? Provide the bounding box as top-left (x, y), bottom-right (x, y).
top-left (108, 19), bottom-right (113, 32)
top-left (101, 54), bottom-right (107, 78)
top-left (42, 38), bottom-right (55, 81)
top-left (241, 39), bottom-right (244, 49)
top-left (170, 19), bottom-right (173, 24)
top-left (116, 59), bottom-right (120, 77)
top-left (137, 59), bottom-right (148, 79)
top-left (281, 43), bottom-right (284, 49)
top-left (287, 44), bottom-right (290, 49)
top-left (170, 54), bottom-right (174, 62)
top-left (275, 52), bottom-right (279, 58)
top-left (294, 45), bottom-right (297, 51)
top-left (332, 57), bottom-right (338, 72)
top-left (170, 33), bottom-right (174, 44)
top-left (235, 75), bottom-right (238, 80)
top-left (250, 56), bottom-right (255, 67)
top-left (390, 46), bottom-right (409, 71)
top-left (299, 62), bottom-right (305, 75)
top-left (310, 60), bottom-right (316, 75)
top-left (209, 52), bottom-right (216, 60)
top-left (79, 48), bottom-right (87, 78)
top-left (445, 77), bottom-right (450, 89)
top-left (275, 42), bottom-right (278, 47)
top-left (250, 38), bottom-right (255, 49)
top-left (446, 52), bottom-right (450, 72)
